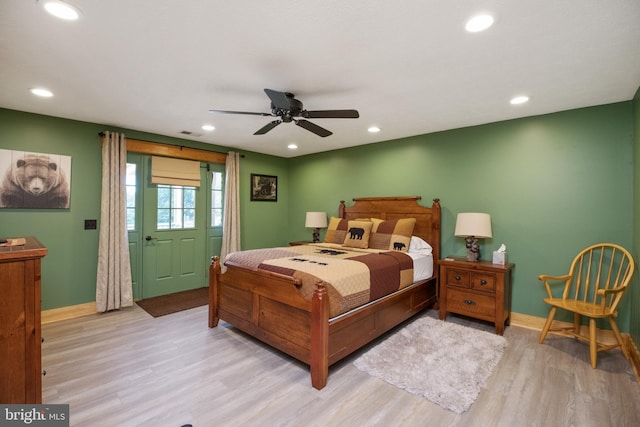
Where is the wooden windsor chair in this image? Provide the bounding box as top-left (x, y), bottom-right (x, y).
top-left (538, 243), bottom-right (635, 368)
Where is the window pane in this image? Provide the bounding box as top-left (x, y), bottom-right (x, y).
top-left (213, 191), bottom-right (222, 208)
top-left (184, 208), bottom-right (195, 228)
top-left (211, 171), bottom-right (223, 228)
top-left (171, 187), bottom-right (183, 209)
top-left (212, 172), bottom-right (222, 190)
top-left (126, 186), bottom-right (136, 206)
top-left (158, 209), bottom-right (170, 229)
top-left (158, 186), bottom-right (171, 208)
top-left (126, 208), bottom-right (135, 230)
top-left (184, 188), bottom-right (196, 208)
top-left (126, 163), bottom-right (137, 230)
top-left (126, 163), bottom-right (137, 186)
top-left (171, 209), bottom-right (182, 228)
top-left (212, 208), bottom-right (222, 227)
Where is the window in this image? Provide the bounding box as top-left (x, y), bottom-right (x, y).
top-left (157, 185), bottom-right (196, 230)
top-left (211, 171), bottom-right (223, 227)
top-left (126, 163), bottom-right (137, 230)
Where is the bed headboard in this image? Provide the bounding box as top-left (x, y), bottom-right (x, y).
top-left (338, 196), bottom-right (441, 263)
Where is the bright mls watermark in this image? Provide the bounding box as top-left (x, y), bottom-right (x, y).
top-left (1, 405), bottom-right (69, 426)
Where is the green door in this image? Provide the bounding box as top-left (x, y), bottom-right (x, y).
top-left (141, 162), bottom-right (208, 298)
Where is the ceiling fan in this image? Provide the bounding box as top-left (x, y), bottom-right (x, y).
top-left (210, 88), bottom-right (359, 137)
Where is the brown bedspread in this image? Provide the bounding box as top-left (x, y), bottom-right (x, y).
top-left (225, 243), bottom-right (414, 317)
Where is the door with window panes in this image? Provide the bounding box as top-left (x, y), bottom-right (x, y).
top-left (125, 155), bottom-right (223, 299)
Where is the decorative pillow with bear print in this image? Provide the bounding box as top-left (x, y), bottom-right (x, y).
top-left (368, 218), bottom-right (416, 252)
top-left (341, 220), bottom-right (373, 249)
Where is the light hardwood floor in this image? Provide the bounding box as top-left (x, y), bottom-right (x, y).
top-left (42, 305), bottom-right (640, 427)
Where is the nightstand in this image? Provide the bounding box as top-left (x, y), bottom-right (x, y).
top-left (437, 257), bottom-right (514, 335)
top-left (289, 241), bottom-right (312, 246)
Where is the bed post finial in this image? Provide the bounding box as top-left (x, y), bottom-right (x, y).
top-left (209, 256), bottom-right (221, 328)
top-left (338, 200), bottom-right (346, 218)
top-left (310, 282), bottom-right (329, 389)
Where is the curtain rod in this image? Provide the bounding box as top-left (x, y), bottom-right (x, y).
top-left (98, 132), bottom-right (244, 158)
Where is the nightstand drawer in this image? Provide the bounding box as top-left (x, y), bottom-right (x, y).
top-left (471, 273), bottom-right (496, 293)
top-left (446, 269), bottom-right (470, 288)
top-left (447, 288), bottom-right (496, 318)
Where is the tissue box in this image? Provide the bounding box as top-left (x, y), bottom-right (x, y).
top-left (492, 251), bottom-right (507, 265)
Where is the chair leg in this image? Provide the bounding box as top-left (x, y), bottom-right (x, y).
top-left (573, 312), bottom-right (581, 335)
top-left (589, 318), bottom-right (597, 368)
top-left (539, 306), bottom-right (557, 344)
top-left (609, 317), bottom-right (630, 361)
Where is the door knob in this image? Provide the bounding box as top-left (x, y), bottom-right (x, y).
top-left (145, 235), bottom-right (152, 241)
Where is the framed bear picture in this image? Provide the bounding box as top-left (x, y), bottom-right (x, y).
top-left (0, 149), bottom-right (72, 209)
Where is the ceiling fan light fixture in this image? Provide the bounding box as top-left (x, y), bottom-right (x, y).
top-left (287, 143), bottom-right (298, 150)
top-left (202, 124), bottom-right (215, 131)
top-left (368, 126), bottom-right (380, 133)
top-left (465, 14), bottom-right (494, 32)
top-left (39, 0), bottom-right (81, 21)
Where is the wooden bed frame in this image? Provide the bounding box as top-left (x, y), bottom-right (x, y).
top-left (208, 196), bottom-right (441, 389)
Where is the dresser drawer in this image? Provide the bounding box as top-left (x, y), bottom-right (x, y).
top-left (446, 288), bottom-right (496, 318)
top-left (471, 273), bottom-right (496, 293)
top-left (446, 268), bottom-right (470, 288)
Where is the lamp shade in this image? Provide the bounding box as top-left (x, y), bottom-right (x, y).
top-left (454, 213), bottom-right (492, 238)
top-left (305, 212), bottom-right (327, 228)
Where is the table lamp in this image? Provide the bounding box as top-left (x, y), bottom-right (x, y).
top-left (305, 212), bottom-right (327, 243)
top-left (454, 212), bottom-right (492, 261)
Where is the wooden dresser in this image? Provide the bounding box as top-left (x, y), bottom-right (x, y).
top-left (438, 256), bottom-right (514, 335)
top-left (0, 236), bottom-right (47, 403)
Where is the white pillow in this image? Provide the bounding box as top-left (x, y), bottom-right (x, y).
top-left (409, 236), bottom-right (432, 254)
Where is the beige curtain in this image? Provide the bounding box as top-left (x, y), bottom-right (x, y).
top-left (96, 131), bottom-right (133, 312)
top-left (220, 152), bottom-right (241, 271)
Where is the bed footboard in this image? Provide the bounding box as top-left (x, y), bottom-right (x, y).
top-left (209, 256), bottom-right (332, 387)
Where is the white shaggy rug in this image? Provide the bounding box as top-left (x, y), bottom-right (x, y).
top-left (353, 316), bottom-right (507, 414)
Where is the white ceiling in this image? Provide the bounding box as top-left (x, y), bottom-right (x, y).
top-left (1, 1), bottom-right (639, 158)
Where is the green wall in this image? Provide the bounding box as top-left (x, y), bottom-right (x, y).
top-left (0, 108), bottom-right (289, 309)
top-left (289, 102), bottom-right (634, 325)
top-left (0, 101), bottom-right (636, 333)
top-left (631, 87), bottom-right (640, 344)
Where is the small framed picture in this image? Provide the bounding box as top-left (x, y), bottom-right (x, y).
top-left (250, 173), bottom-right (277, 202)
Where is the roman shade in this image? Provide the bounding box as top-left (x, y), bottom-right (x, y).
top-left (151, 156), bottom-right (201, 187)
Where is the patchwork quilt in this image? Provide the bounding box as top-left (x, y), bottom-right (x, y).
top-left (224, 243), bottom-right (414, 317)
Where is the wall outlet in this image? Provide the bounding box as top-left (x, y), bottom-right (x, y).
top-left (84, 219), bottom-right (97, 230)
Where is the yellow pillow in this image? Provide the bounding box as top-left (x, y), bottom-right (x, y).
top-left (368, 218), bottom-right (416, 252)
top-left (342, 220), bottom-right (373, 249)
top-left (324, 216), bottom-right (348, 244)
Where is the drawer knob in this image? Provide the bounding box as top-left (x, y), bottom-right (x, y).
top-left (480, 280), bottom-right (487, 285)
top-left (455, 275), bottom-right (461, 281)
top-left (463, 299), bottom-right (476, 305)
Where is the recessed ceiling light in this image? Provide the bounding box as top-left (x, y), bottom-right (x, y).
top-left (202, 124), bottom-right (215, 131)
top-left (287, 143), bottom-right (298, 150)
top-left (31, 88), bottom-right (54, 97)
top-left (510, 95), bottom-right (530, 105)
top-left (39, 0), bottom-right (81, 21)
top-left (368, 126), bottom-right (380, 133)
top-left (465, 14), bottom-right (494, 32)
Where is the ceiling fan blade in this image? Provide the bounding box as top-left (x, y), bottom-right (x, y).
top-left (254, 120), bottom-right (282, 135)
top-left (295, 119), bottom-right (332, 137)
top-left (264, 89), bottom-right (292, 110)
top-left (302, 109), bottom-right (360, 119)
top-left (209, 109), bottom-right (273, 117)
